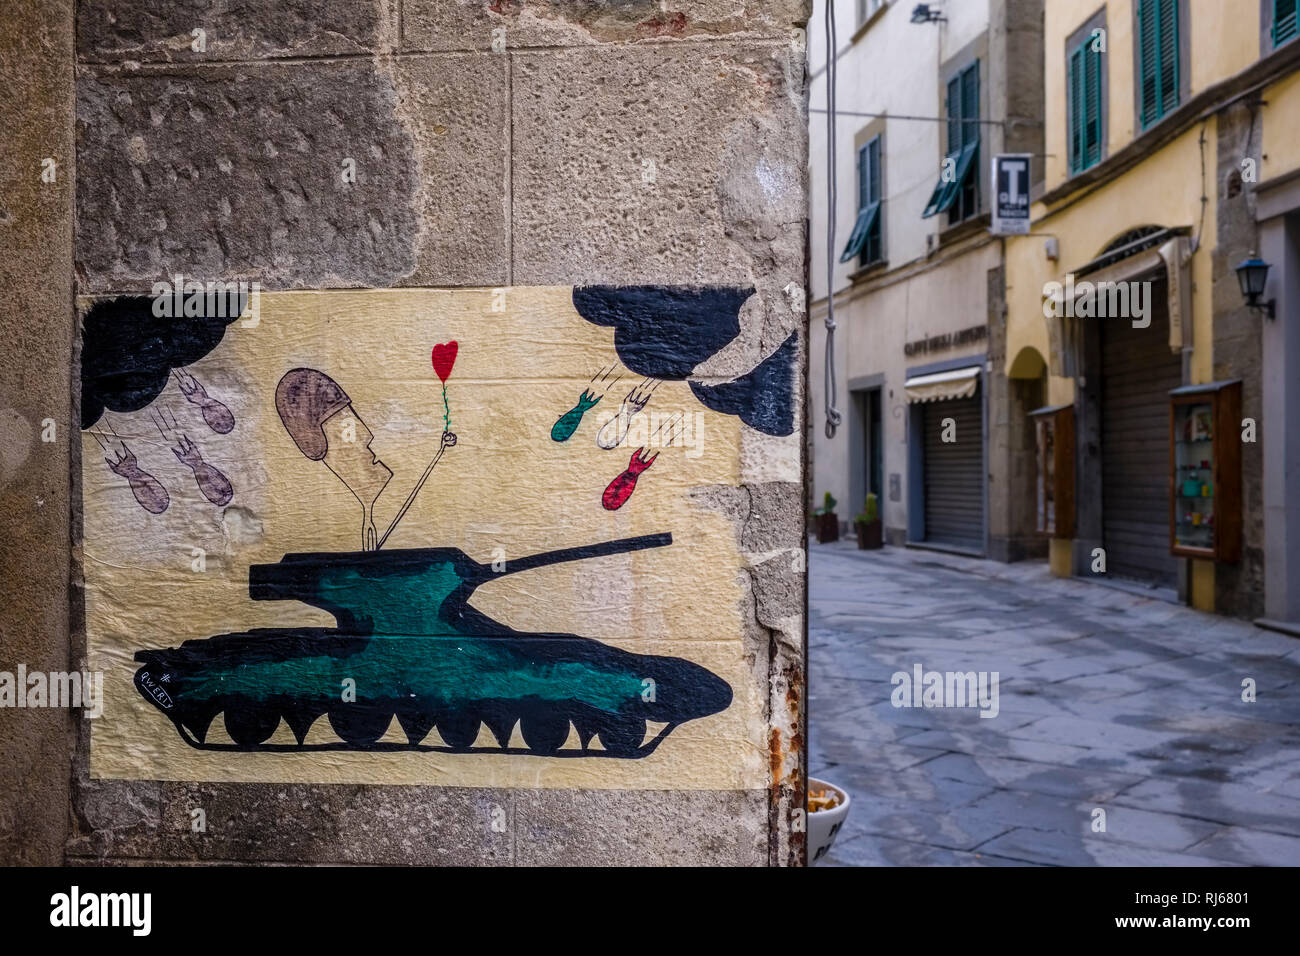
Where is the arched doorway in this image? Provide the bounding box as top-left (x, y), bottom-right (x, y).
top-left (1096, 272), bottom-right (1181, 588)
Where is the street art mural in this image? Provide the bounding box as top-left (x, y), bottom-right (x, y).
top-left (81, 286), bottom-right (797, 788)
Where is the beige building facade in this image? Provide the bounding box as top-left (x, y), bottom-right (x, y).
top-left (1004, 0), bottom-right (1300, 622)
top-left (810, 0), bottom-right (1045, 559)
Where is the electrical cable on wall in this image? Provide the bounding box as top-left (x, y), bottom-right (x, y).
top-left (823, 0), bottom-right (842, 440)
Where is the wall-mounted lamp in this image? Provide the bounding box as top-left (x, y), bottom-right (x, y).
top-left (910, 4), bottom-right (946, 24)
top-left (1234, 254), bottom-right (1276, 319)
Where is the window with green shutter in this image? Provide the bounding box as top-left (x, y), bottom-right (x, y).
top-left (1275, 0), bottom-right (1299, 47)
top-left (1068, 38), bottom-right (1103, 174)
top-left (1138, 0), bottom-right (1180, 129)
top-left (921, 61), bottom-right (980, 222)
top-left (840, 135), bottom-right (883, 266)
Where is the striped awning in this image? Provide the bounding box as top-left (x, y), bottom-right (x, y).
top-left (904, 365), bottom-right (980, 403)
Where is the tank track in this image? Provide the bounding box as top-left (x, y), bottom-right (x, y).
top-left (153, 693), bottom-right (677, 759)
top-left (168, 723), bottom-right (678, 758)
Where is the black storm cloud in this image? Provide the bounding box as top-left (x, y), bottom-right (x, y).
top-left (572, 285), bottom-right (796, 437)
top-left (80, 295), bottom-right (239, 429)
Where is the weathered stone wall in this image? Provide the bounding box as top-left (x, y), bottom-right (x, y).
top-left (986, 262), bottom-right (1047, 563)
top-left (2, 0), bottom-right (811, 865)
top-left (0, 0), bottom-right (76, 868)
top-left (1212, 102), bottom-right (1266, 619)
top-left (986, 0), bottom-right (1046, 563)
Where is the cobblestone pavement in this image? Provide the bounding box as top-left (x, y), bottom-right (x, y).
top-left (808, 540), bottom-right (1300, 866)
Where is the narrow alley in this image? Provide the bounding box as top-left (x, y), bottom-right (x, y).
top-left (810, 543), bottom-right (1300, 866)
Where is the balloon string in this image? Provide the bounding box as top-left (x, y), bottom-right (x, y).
top-left (442, 384), bottom-right (450, 430)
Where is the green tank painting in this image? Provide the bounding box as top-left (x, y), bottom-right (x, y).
top-left (79, 286), bottom-right (795, 784)
top-left (134, 535), bottom-right (733, 757)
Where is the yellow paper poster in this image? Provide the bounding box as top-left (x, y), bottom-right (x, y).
top-left (80, 285), bottom-right (797, 789)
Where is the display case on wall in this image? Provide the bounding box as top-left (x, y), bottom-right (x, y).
top-left (1169, 380), bottom-right (1241, 561)
top-left (1030, 404), bottom-right (1075, 539)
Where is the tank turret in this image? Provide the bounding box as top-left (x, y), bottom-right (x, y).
top-left (133, 533), bottom-right (732, 758)
top-left (245, 533), bottom-right (672, 637)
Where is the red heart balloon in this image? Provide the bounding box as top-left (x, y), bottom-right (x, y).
top-left (431, 341), bottom-right (458, 383)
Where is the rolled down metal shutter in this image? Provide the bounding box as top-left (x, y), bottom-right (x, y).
top-left (1100, 278), bottom-right (1180, 587)
top-left (921, 391), bottom-right (984, 552)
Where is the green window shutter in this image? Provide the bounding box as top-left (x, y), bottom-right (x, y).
top-left (1069, 37), bottom-right (1103, 173)
top-left (857, 143), bottom-right (870, 211)
top-left (863, 200), bottom-right (882, 263)
top-left (921, 140), bottom-right (978, 219)
top-left (839, 203), bottom-right (880, 263)
top-left (924, 63), bottom-right (979, 219)
top-left (1159, 0), bottom-right (1180, 115)
top-left (1139, 0), bottom-right (1178, 128)
top-left (1069, 47), bottom-right (1083, 173)
top-left (960, 64), bottom-right (979, 148)
top-left (1276, 0), bottom-right (1299, 46)
top-left (957, 63), bottom-right (980, 217)
top-left (950, 140), bottom-right (979, 194)
top-left (922, 174), bottom-right (950, 218)
top-left (925, 80), bottom-right (961, 218)
top-left (1083, 42), bottom-right (1102, 169)
top-left (1138, 0), bottom-right (1159, 127)
top-left (946, 76), bottom-right (961, 155)
top-left (865, 137), bottom-right (882, 262)
top-left (843, 138), bottom-right (883, 264)
top-left (867, 137), bottom-right (881, 205)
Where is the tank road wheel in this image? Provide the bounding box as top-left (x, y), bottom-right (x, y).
top-left (328, 704), bottom-right (393, 747)
top-left (597, 714), bottom-right (647, 757)
top-left (519, 710), bottom-right (570, 756)
top-left (437, 711), bottom-right (481, 751)
top-left (224, 703), bottom-right (280, 748)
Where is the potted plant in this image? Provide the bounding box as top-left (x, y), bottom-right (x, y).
top-left (854, 492), bottom-right (883, 550)
top-left (813, 491), bottom-right (839, 543)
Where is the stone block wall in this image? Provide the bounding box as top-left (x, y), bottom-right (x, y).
top-left (1212, 101), bottom-right (1266, 620)
top-left (1, 0), bottom-right (811, 866)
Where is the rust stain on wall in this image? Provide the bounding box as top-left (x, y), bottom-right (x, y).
top-left (768, 727), bottom-right (783, 789)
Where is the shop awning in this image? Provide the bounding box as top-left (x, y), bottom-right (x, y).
top-left (904, 365), bottom-right (980, 403)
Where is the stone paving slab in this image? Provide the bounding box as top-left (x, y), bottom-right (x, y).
top-left (1188, 827), bottom-right (1300, 866)
top-left (1009, 715), bottom-right (1192, 752)
top-left (831, 793), bottom-right (1009, 852)
top-left (1215, 745), bottom-right (1300, 791)
top-left (825, 834), bottom-right (1034, 867)
top-left (849, 697), bottom-right (1043, 732)
top-left (1055, 671), bottom-right (1184, 699)
top-left (811, 733), bottom-right (947, 771)
top-left (809, 541), bottom-right (1300, 867)
top-left (973, 829), bottom-right (1246, 867)
top-left (1111, 777), bottom-right (1300, 837)
top-left (921, 753), bottom-right (1143, 803)
top-left (962, 791), bottom-right (1222, 852)
top-left (1018, 656), bottom-right (1135, 682)
top-left (897, 729), bottom-right (1100, 765)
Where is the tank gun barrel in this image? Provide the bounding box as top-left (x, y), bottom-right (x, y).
top-left (481, 532), bottom-right (672, 581)
top-left (245, 533), bottom-right (673, 628)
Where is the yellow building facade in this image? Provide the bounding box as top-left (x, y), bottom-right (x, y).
top-left (1006, 0), bottom-right (1300, 622)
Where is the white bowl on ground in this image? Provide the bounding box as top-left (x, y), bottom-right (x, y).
top-left (807, 777), bottom-right (851, 864)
